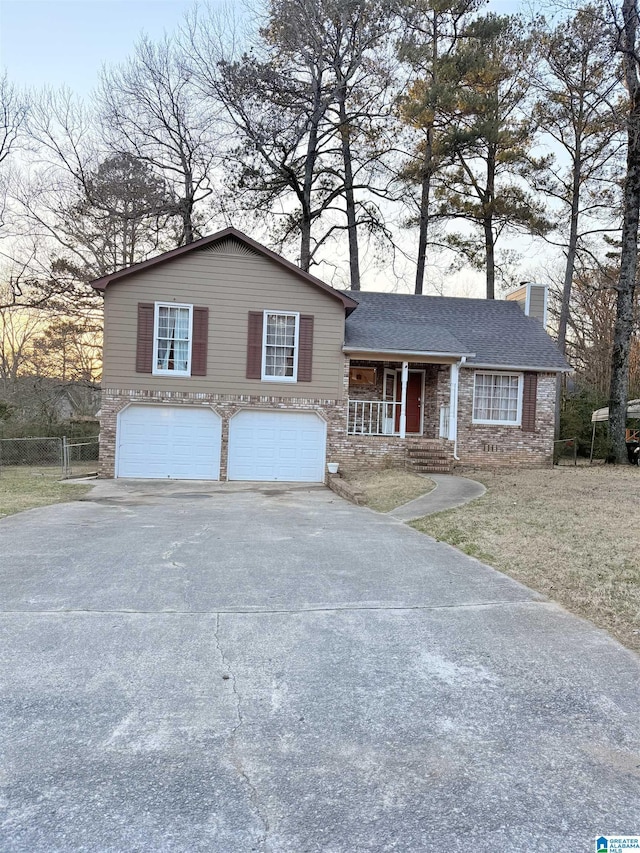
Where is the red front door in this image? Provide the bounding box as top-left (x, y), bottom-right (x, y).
top-left (395, 371), bottom-right (423, 433)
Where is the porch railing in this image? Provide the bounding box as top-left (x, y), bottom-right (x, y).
top-left (439, 404), bottom-right (450, 439)
top-left (348, 400), bottom-right (400, 435)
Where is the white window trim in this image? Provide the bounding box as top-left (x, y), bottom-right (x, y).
top-left (472, 371), bottom-right (523, 426)
top-left (261, 310), bottom-right (300, 383)
top-left (152, 302), bottom-right (193, 377)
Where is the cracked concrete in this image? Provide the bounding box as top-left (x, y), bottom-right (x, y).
top-left (215, 613), bottom-right (270, 851)
top-left (1, 479), bottom-right (639, 852)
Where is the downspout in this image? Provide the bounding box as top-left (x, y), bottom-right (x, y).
top-left (449, 357), bottom-right (466, 461)
top-left (400, 361), bottom-right (409, 439)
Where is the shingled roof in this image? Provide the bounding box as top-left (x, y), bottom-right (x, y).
top-left (344, 291), bottom-right (571, 372)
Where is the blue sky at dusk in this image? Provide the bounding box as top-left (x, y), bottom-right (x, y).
top-left (0, 0), bottom-right (199, 92)
top-left (1, 0), bottom-right (525, 94)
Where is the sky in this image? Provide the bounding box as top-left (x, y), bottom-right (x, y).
top-left (0, 0), bottom-right (199, 93)
top-left (1, 0), bottom-right (525, 95)
top-left (0, 0), bottom-right (542, 296)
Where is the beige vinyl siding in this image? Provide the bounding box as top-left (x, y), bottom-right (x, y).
top-left (505, 285), bottom-right (527, 312)
top-left (102, 246), bottom-right (346, 398)
top-left (528, 285), bottom-right (546, 324)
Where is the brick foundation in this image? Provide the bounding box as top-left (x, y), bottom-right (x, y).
top-left (99, 387), bottom-right (348, 479)
top-left (100, 368), bottom-right (557, 479)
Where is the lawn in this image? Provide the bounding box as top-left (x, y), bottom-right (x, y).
top-left (411, 466), bottom-right (640, 653)
top-left (0, 469), bottom-right (92, 518)
top-left (344, 469), bottom-right (434, 512)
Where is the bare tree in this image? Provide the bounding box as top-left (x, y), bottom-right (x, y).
top-left (98, 35), bottom-right (218, 245)
top-left (186, 0), bottom-right (396, 286)
top-left (0, 304), bottom-right (43, 391)
top-left (0, 73), bottom-right (29, 261)
top-left (316, 0), bottom-right (395, 290)
top-left (14, 89), bottom-right (176, 314)
top-left (185, 0), bottom-right (340, 271)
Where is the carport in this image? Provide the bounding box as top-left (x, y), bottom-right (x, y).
top-left (589, 398), bottom-right (640, 461)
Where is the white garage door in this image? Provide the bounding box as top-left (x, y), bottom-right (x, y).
top-left (228, 410), bottom-right (326, 482)
top-left (117, 405), bottom-right (221, 480)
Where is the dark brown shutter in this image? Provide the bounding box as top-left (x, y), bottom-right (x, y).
top-left (191, 306), bottom-right (209, 376)
top-left (522, 372), bottom-right (537, 431)
top-left (298, 315), bottom-right (314, 382)
top-left (246, 311), bottom-right (263, 379)
top-left (136, 303), bottom-right (154, 373)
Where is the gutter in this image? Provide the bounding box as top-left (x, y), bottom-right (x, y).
top-left (343, 347), bottom-right (476, 359)
top-left (466, 362), bottom-right (572, 373)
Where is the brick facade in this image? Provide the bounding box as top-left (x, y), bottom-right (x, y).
top-left (454, 369), bottom-right (556, 468)
top-left (100, 361), bottom-right (557, 479)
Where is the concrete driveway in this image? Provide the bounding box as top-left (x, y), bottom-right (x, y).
top-left (1, 480), bottom-right (639, 852)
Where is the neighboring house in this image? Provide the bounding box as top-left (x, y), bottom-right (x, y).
top-left (91, 227), bottom-right (570, 482)
top-left (0, 377), bottom-right (100, 428)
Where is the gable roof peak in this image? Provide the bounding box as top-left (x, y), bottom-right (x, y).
top-left (90, 226), bottom-right (358, 311)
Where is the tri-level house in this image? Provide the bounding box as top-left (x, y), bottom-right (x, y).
top-left (92, 227), bottom-right (570, 482)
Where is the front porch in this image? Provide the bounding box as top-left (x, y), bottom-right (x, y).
top-left (342, 359), bottom-right (458, 473)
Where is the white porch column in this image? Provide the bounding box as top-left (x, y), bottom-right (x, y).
top-left (400, 361), bottom-right (409, 439)
top-left (448, 361), bottom-right (459, 443)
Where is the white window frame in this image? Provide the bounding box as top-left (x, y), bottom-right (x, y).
top-left (152, 302), bottom-right (193, 377)
top-left (472, 371), bottom-right (523, 426)
top-left (261, 310), bottom-right (300, 383)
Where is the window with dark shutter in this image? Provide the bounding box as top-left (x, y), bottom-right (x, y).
top-left (246, 311), bottom-right (263, 379)
top-left (522, 372), bottom-right (537, 431)
top-left (136, 303), bottom-right (154, 373)
top-left (298, 315), bottom-right (314, 382)
top-left (191, 306), bottom-right (209, 376)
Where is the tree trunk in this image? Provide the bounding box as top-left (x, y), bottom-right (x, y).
top-left (557, 143), bottom-right (583, 356)
top-left (415, 13), bottom-right (438, 297)
top-left (337, 84), bottom-right (360, 291)
top-left (299, 71), bottom-right (324, 272)
top-left (483, 217), bottom-right (495, 300)
top-left (484, 145), bottom-right (496, 300)
top-left (609, 0), bottom-right (640, 463)
top-left (415, 121), bottom-right (435, 295)
top-left (182, 167), bottom-right (195, 245)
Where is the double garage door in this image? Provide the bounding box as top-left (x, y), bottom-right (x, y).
top-left (117, 405), bottom-right (326, 482)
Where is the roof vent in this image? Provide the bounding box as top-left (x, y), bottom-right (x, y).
top-left (204, 237), bottom-right (259, 256)
top-left (506, 281), bottom-right (548, 327)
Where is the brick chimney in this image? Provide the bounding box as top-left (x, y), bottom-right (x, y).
top-left (506, 281), bottom-right (548, 327)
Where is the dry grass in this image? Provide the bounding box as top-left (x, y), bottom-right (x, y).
top-left (0, 469), bottom-right (91, 519)
top-left (345, 469), bottom-right (434, 513)
top-left (411, 466), bottom-right (640, 652)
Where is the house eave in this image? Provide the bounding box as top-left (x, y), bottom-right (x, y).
top-left (466, 362), bottom-right (572, 373)
top-left (343, 347), bottom-right (476, 362)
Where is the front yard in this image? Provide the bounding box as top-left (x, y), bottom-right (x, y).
top-left (344, 469), bottom-right (434, 512)
top-left (0, 469), bottom-right (91, 518)
top-left (411, 466), bottom-right (640, 653)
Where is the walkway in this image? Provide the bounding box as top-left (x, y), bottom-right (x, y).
top-left (388, 472), bottom-right (486, 521)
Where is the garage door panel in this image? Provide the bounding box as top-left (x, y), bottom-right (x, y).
top-left (228, 410), bottom-right (326, 482)
top-left (117, 406), bottom-right (221, 480)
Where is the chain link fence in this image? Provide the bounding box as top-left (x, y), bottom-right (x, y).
top-left (553, 437), bottom-right (578, 466)
top-left (0, 435), bottom-right (99, 479)
top-left (62, 438), bottom-right (99, 478)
